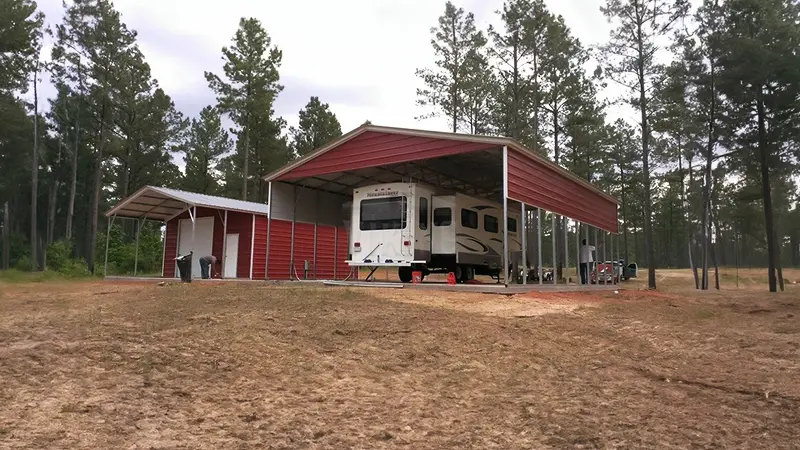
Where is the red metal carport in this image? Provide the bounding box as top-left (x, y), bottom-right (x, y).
top-left (264, 124), bottom-right (619, 286)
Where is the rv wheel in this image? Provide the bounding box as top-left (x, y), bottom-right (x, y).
top-left (455, 265), bottom-right (466, 283)
top-left (465, 266), bottom-right (475, 281)
top-left (398, 267), bottom-right (412, 283)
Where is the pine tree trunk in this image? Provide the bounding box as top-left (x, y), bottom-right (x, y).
top-left (775, 227), bottom-right (785, 291)
top-left (242, 113), bottom-right (250, 201)
top-left (620, 166), bottom-right (629, 261)
top-left (451, 17), bottom-right (458, 132)
top-left (637, 55), bottom-right (656, 289)
top-left (756, 90), bottom-right (778, 292)
top-left (679, 155), bottom-right (698, 288)
top-left (47, 180), bottom-right (58, 246)
top-left (89, 99), bottom-right (108, 274)
top-left (66, 63), bottom-right (83, 241)
top-left (553, 108), bottom-right (562, 280)
top-left (31, 65), bottom-right (39, 271)
top-left (2, 202), bottom-right (9, 270)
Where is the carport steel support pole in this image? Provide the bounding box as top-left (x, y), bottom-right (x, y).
top-left (593, 227), bottom-right (599, 284)
top-left (133, 218), bottom-right (141, 276)
top-left (537, 208), bottom-right (543, 285)
top-left (551, 213), bottom-right (556, 285)
top-left (521, 203), bottom-right (527, 284)
top-left (603, 231), bottom-right (607, 283)
top-left (575, 222), bottom-right (581, 284)
top-left (290, 185), bottom-right (297, 280)
top-left (611, 231), bottom-right (616, 285)
top-left (584, 224), bottom-right (589, 283)
top-left (222, 210), bottom-right (228, 278)
top-left (265, 182), bottom-right (272, 280)
top-left (103, 214), bottom-right (116, 277)
top-left (563, 216), bottom-right (569, 284)
top-left (502, 145), bottom-right (509, 286)
top-left (190, 206), bottom-right (197, 256)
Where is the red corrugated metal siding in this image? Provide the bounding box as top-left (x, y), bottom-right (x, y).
top-left (292, 223), bottom-right (315, 279)
top-left (275, 131), bottom-right (494, 180)
top-left (252, 215), bottom-right (268, 279)
top-left (163, 220), bottom-right (179, 277)
top-left (162, 207), bottom-right (225, 277)
top-left (506, 150), bottom-right (618, 233)
top-left (224, 211), bottom-right (253, 279)
top-left (267, 219), bottom-right (292, 280)
top-left (336, 227), bottom-right (354, 280)
top-left (315, 225), bottom-right (336, 279)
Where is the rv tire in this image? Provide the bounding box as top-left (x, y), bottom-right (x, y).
top-left (465, 266), bottom-right (475, 281)
top-left (398, 267), bottom-right (412, 283)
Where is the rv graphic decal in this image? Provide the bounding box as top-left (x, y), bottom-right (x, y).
top-left (456, 233), bottom-right (501, 255)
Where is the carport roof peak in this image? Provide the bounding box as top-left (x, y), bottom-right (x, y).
top-left (105, 186), bottom-right (269, 221)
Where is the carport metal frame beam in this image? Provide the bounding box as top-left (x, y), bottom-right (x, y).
top-left (502, 146), bottom-right (509, 286)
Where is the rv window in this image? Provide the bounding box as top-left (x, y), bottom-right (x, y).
top-left (461, 209), bottom-right (478, 229)
top-left (507, 217), bottom-right (518, 233)
top-left (433, 208), bottom-right (451, 226)
top-left (359, 196), bottom-right (407, 230)
top-left (419, 197), bottom-right (428, 230)
top-left (484, 215), bottom-right (499, 233)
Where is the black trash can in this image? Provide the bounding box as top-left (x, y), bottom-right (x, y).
top-left (176, 252), bottom-right (193, 282)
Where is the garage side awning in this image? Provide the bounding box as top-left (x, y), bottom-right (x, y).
top-left (105, 186), bottom-right (270, 221)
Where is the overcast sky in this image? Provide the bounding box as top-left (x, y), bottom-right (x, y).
top-left (34, 0), bottom-right (634, 134)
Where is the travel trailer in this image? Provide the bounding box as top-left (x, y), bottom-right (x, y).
top-left (347, 182), bottom-right (522, 283)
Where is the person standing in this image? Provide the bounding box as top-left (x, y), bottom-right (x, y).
top-left (199, 255), bottom-right (220, 279)
top-left (579, 239), bottom-right (596, 285)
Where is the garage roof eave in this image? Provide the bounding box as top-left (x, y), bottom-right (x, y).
top-left (105, 186), bottom-right (270, 220)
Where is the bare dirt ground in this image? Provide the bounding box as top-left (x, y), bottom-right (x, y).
top-left (1, 269), bottom-right (798, 449)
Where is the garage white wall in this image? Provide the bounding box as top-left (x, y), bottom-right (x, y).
top-left (177, 216), bottom-right (214, 278)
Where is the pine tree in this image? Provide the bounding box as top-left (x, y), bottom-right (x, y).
top-left (52, 0), bottom-right (140, 273)
top-left (206, 17), bottom-right (284, 201)
top-left (415, 1), bottom-right (486, 132)
top-left (716, 0), bottom-right (800, 292)
top-left (289, 96), bottom-right (342, 157)
top-left (182, 106), bottom-right (231, 194)
top-left (488, 0), bottom-right (552, 147)
top-left (599, 0), bottom-right (689, 289)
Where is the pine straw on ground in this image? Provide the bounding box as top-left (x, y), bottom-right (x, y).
top-left (0, 277), bottom-right (798, 449)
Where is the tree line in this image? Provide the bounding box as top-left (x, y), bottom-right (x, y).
top-left (0, 0), bottom-right (343, 275)
top-left (2, 0), bottom-right (798, 291)
top-left (415, 0), bottom-right (800, 292)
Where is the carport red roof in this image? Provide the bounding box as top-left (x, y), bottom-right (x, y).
top-left (264, 124), bottom-right (619, 233)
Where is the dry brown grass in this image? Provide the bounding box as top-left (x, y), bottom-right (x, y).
top-left (0, 270), bottom-right (798, 448)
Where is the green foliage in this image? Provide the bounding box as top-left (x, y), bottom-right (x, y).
top-left (488, 0), bottom-right (552, 146)
top-left (289, 96), bottom-right (342, 157)
top-left (205, 17), bottom-right (288, 202)
top-left (0, 0), bottom-right (44, 93)
top-left (182, 106), bottom-right (231, 194)
top-left (94, 222), bottom-right (163, 276)
top-left (415, 1), bottom-right (487, 132)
